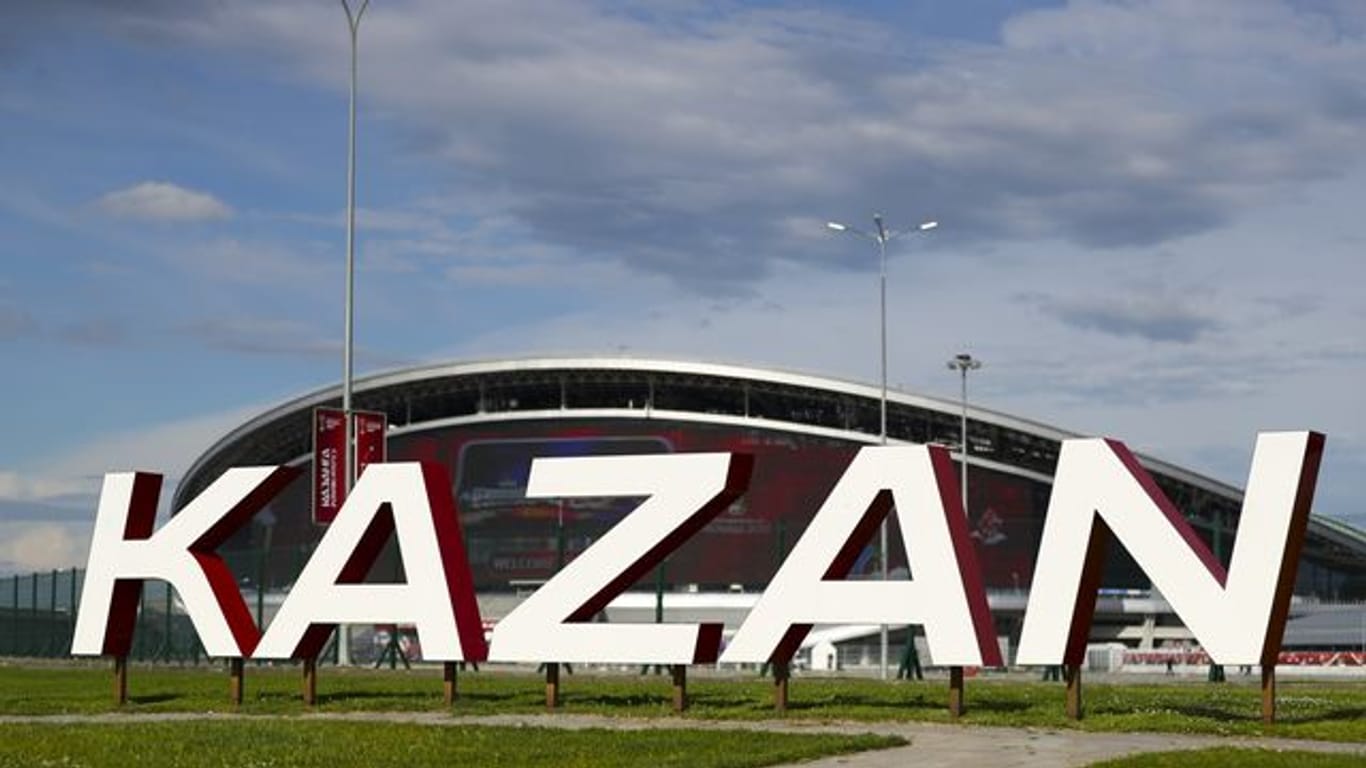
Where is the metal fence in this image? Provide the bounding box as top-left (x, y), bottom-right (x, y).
top-left (0, 568), bottom-right (214, 661)
top-left (0, 543), bottom-right (325, 663)
top-left (1, 568), bottom-right (85, 658)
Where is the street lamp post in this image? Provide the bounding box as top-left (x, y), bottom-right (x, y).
top-left (337, 0), bottom-right (370, 669)
top-left (945, 352), bottom-right (981, 715)
top-left (826, 214), bottom-right (937, 680)
top-left (947, 353), bottom-right (982, 516)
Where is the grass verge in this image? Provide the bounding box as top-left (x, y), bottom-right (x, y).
top-left (1092, 747), bottom-right (1366, 767)
top-left (0, 720), bottom-right (904, 768)
top-left (3, 663), bottom-right (1365, 742)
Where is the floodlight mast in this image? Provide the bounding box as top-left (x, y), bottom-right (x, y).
top-left (825, 214), bottom-right (937, 681)
top-left (947, 353), bottom-right (983, 515)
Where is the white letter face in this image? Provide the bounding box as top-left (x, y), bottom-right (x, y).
top-left (488, 453), bottom-right (751, 665)
top-left (254, 462), bottom-right (487, 661)
top-left (721, 445), bottom-right (1001, 667)
top-left (72, 467), bottom-right (296, 657)
top-left (1017, 432), bottom-right (1324, 666)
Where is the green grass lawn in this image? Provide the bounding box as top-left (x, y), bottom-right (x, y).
top-left (3, 663), bottom-right (1365, 743)
top-left (0, 720), bottom-right (903, 768)
top-left (1093, 747), bottom-right (1366, 767)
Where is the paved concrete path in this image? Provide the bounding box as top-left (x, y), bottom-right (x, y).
top-left (4, 711), bottom-right (1365, 767)
top-left (782, 721), bottom-right (1366, 767)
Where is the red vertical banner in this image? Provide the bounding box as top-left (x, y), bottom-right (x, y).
top-left (354, 409), bottom-right (388, 479)
top-left (314, 408), bottom-right (388, 525)
top-left (313, 407), bottom-right (347, 525)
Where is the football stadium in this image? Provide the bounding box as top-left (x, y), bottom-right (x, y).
top-left (163, 356), bottom-right (1366, 670)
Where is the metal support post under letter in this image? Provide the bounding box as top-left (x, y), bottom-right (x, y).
top-left (948, 665), bottom-right (965, 718)
top-left (545, 662), bottom-right (560, 709)
top-left (773, 661), bottom-right (790, 714)
top-left (672, 664), bottom-right (687, 713)
top-left (230, 657), bottom-right (245, 707)
top-left (302, 657), bottom-right (318, 706)
top-left (444, 661), bottom-right (458, 706)
top-left (1066, 664), bottom-right (1083, 720)
top-left (113, 656), bottom-right (128, 706)
top-left (1262, 666), bottom-right (1276, 725)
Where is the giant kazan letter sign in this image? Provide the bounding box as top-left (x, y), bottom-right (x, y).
top-left (720, 445), bottom-right (1001, 667)
top-left (1017, 431), bottom-right (1323, 667)
top-left (72, 432), bottom-right (1323, 668)
top-left (489, 452), bottom-right (750, 664)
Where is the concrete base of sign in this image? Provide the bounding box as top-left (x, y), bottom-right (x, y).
top-left (948, 665), bottom-right (964, 718)
top-left (671, 664), bottom-right (687, 713)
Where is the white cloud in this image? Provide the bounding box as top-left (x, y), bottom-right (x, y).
top-left (0, 403), bottom-right (283, 574)
top-left (437, 195), bottom-right (1365, 531)
top-left (5, 0), bottom-right (1363, 541)
top-left (97, 180), bottom-right (233, 222)
top-left (168, 237), bottom-right (327, 285)
top-left (168, 0), bottom-right (1363, 287)
top-left (44, 1), bottom-right (1366, 290)
top-left (181, 316), bottom-right (338, 359)
top-left (0, 403), bottom-right (268, 509)
top-left (1033, 294), bottom-right (1220, 343)
top-left (0, 303), bottom-right (38, 341)
top-left (0, 471), bottom-right (92, 504)
top-left (0, 522), bottom-right (89, 573)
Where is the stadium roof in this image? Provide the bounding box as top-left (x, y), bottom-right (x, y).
top-left (175, 356), bottom-right (1366, 561)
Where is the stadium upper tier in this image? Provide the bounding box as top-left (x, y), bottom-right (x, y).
top-left (175, 357), bottom-right (1366, 599)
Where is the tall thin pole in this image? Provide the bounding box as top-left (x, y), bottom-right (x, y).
top-left (342, 0), bottom-right (368, 489)
top-left (338, 0), bottom-right (369, 668)
top-left (826, 214), bottom-right (937, 683)
top-left (946, 352), bottom-right (980, 716)
top-left (948, 353), bottom-right (982, 515)
top-left (960, 364), bottom-right (968, 512)
top-left (877, 226), bottom-right (888, 444)
top-left (876, 216), bottom-right (889, 682)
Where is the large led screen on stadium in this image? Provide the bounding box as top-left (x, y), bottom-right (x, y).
top-left (398, 419), bottom-right (862, 590)
top-left (250, 417), bottom-right (1053, 592)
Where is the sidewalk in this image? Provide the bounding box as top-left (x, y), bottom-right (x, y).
top-left (784, 721), bottom-right (1366, 767)
top-left (438, 714), bottom-right (1366, 766)
top-left (378, 712), bottom-right (1366, 767)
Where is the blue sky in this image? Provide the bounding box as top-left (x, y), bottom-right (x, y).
top-left (1, 0), bottom-right (1363, 572)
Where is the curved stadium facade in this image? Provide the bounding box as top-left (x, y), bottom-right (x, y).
top-left (177, 357), bottom-right (1366, 656)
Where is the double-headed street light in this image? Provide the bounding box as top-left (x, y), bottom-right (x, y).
top-left (825, 216), bottom-right (938, 445)
top-left (826, 214), bottom-right (937, 681)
